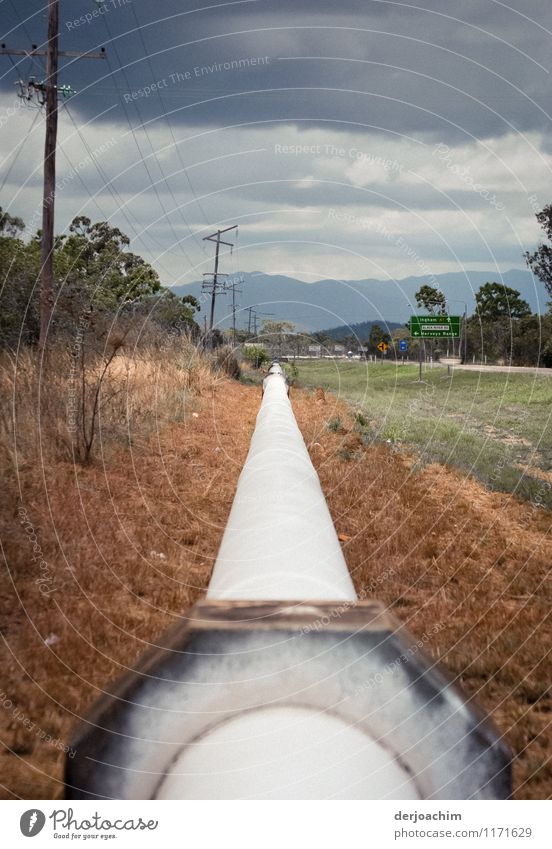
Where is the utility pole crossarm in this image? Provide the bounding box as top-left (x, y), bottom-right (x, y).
top-left (203, 238), bottom-right (234, 247)
top-left (1, 46), bottom-right (106, 59)
top-left (203, 224), bottom-right (238, 239)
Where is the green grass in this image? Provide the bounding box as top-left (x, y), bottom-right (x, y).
top-left (327, 416), bottom-right (343, 433)
top-left (295, 360), bottom-right (552, 506)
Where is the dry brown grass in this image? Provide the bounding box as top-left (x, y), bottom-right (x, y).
top-left (0, 344), bottom-right (242, 799)
top-left (0, 343), bottom-right (216, 469)
top-left (292, 387), bottom-right (552, 800)
top-left (1, 370), bottom-right (550, 799)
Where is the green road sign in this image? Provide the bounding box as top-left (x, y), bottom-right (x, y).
top-left (410, 315), bottom-right (461, 338)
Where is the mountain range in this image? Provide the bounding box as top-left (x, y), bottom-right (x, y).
top-left (172, 269), bottom-right (547, 334)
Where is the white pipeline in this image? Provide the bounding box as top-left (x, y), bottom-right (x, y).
top-left (178, 368), bottom-right (417, 798)
top-left (67, 365), bottom-right (511, 800)
top-left (207, 365), bottom-right (357, 601)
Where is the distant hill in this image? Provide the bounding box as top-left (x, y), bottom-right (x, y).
top-left (321, 320), bottom-right (404, 342)
top-left (172, 269), bottom-right (546, 333)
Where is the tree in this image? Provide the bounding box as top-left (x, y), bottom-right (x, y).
top-left (56, 217), bottom-right (161, 311)
top-left (0, 214), bottom-right (41, 346)
top-left (0, 212), bottom-right (195, 350)
top-left (525, 204), bottom-right (552, 297)
top-left (466, 312), bottom-right (551, 366)
top-left (260, 319), bottom-right (295, 355)
top-left (261, 319), bottom-right (294, 332)
top-left (0, 207), bottom-right (25, 237)
top-left (368, 322), bottom-right (390, 356)
top-left (243, 344), bottom-right (269, 369)
top-left (182, 294), bottom-right (200, 315)
top-left (466, 283), bottom-right (538, 364)
top-left (342, 334), bottom-right (358, 352)
top-left (474, 282), bottom-right (530, 322)
top-left (137, 292), bottom-right (200, 332)
top-left (511, 315), bottom-right (546, 366)
top-left (312, 331), bottom-right (335, 352)
top-left (415, 284), bottom-right (447, 315)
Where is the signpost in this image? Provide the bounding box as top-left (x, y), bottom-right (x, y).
top-left (376, 341), bottom-right (388, 353)
top-left (409, 315), bottom-right (461, 338)
top-left (410, 316), bottom-right (461, 380)
top-left (398, 339), bottom-right (408, 365)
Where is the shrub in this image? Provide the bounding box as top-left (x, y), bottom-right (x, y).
top-left (211, 346), bottom-right (241, 380)
top-left (327, 416), bottom-right (343, 433)
top-left (0, 337), bottom-right (215, 471)
top-left (243, 344), bottom-right (269, 369)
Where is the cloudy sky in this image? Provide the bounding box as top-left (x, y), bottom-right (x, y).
top-left (1, 0), bottom-right (551, 291)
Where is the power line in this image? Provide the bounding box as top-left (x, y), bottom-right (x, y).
top-left (243, 305), bottom-right (275, 335)
top-left (0, 107), bottom-right (40, 196)
top-left (54, 134), bottom-right (193, 313)
top-left (64, 101), bottom-right (198, 268)
top-left (128, 2), bottom-right (210, 234)
top-left (4, 0), bottom-right (46, 79)
top-left (100, 13), bottom-right (198, 270)
top-left (62, 102), bottom-right (177, 282)
top-left (128, 4), bottom-right (205, 251)
top-left (62, 99), bottom-right (215, 272)
top-left (254, 310), bottom-right (275, 336)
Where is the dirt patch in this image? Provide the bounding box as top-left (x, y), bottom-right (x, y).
top-left (0, 379), bottom-right (260, 799)
top-left (1, 379), bottom-right (550, 799)
top-left (515, 464), bottom-right (552, 485)
top-left (291, 388), bottom-right (551, 800)
top-left (501, 435), bottom-right (533, 447)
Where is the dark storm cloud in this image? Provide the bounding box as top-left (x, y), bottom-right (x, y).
top-left (2, 1), bottom-right (550, 285)
top-left (2, 0), bottom-right (550, 143)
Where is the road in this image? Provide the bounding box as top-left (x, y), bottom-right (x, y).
top-left (390, 360), bottom-right (552, 375)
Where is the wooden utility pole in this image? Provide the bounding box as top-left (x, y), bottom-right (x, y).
top-left (202, 225), bottom-right (237, 345)
top-left (245, 306), bottom-right (256, 335)
top-left (40, 0), bottom-right (59, 351)
top-left (1, 4), bottom-right (106, 352)
top-left (231, 283), bottom-right (238, 340)
top-left (243, 307), bottom-right (274, 337)
top-left (227, 277), bottom-right (242, 342)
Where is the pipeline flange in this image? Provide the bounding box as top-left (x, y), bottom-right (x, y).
top-left (65, 600), bottom-right (511, 800)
